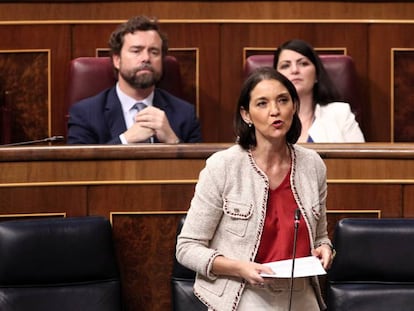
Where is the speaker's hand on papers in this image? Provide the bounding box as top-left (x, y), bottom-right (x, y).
top-left (237, 261), bottom-right (275, 286)
top-left (312, 244), bottom-right (334, 270)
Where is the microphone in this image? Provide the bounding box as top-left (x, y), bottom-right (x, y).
top-left (1, 135), bottom-right (64, 147)
top-left (288, 208), bottom-right (301, 311)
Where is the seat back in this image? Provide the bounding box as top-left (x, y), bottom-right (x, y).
top-left (244, 54), bottom-right (362, 124)
top-left (171, 216), bottom-right (207, 311)
top-left (327, 218), bottom-right (414, 311)
top-left (67, 55), bottom-right (184, 110)
top-left (0, 216), bottom-right (122, 311)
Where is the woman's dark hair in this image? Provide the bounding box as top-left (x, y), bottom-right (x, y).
top-left (108, 15), bottom-right (169, 58)
top-left (273, 39), bottom-right (341, 106)
top-left (234, 66), bottom-right (302, 150)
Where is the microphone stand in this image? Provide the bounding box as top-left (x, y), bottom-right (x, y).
top-left (288, 208), bottom-right (301, 311)
top-left (1, 136), bottom-right (64, 147)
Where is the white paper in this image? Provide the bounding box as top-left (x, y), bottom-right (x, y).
top-left (260, 256), bottom-right (326, 278)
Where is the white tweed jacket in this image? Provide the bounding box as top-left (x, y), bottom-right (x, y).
top-left (176, 143), bottom-right (331, 311)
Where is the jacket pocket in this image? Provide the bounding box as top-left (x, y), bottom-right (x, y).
top-left (196, 274), bottom-right (229, 297)
top-left (222, 198), bottom-right (253, 237)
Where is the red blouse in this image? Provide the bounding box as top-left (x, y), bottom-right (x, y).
top-left (255, 169), bottom-right (311, 263)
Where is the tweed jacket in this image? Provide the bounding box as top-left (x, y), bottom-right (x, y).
top-left (176, 143), bottom-right (331, 311)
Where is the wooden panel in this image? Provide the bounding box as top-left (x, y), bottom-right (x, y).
top-left (324, 158), bottom-right (414, 179)
top-left (111, 213), bottom-right (184, 311)
top-left (0, 24), bottom-right (71, 140)
top-left (0, 186), bottom-right (86, 216)
top-left (327, 184), bottom-right (403, 217)
top-left (0, 212), bottom-right (66, 221)
top-left (403, 185), bottom-right (414, 218)
top-left (392, 49), bottom-right (414, 142)
top-left (220, 23), bottom-right (369, 141)
top-left (88, 184), bottom-right (196, 217)
top-left (369, 24), bottom-right (414, 142)
top-left (0, 159), bottom-right (204, 183)
top-left (0, 51), bottom-right (49, 143)
top-left (1, 2), bottom-right (414, 20)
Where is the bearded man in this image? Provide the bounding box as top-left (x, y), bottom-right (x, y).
top-left (68, 15), bottom-right (202, 144)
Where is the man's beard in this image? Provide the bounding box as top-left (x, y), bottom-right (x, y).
top-left (120, 64), bottom-right (162, 89)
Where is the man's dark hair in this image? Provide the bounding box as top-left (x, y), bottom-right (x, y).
top-left (108, 15), bottom-right (169, 57)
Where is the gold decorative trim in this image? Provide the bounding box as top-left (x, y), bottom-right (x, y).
top-left (1, 20), bottom-right (414, 26)
top-left (1, 178), bottom-right (414, 188)
top-left (0, 49), bottom-right (52, 137)
top-left (95, 48), bottom-right (109, 57)
top-left (0, 179), bottom-right (198, 188)
top-left (327, 209), bottom-right (381, 218)
top-left (0, 212), bottom-right (66, 219)
top-left (326, 179), bottom-right (414, 184)
top-left (110, 210), bottom-right (187, 225)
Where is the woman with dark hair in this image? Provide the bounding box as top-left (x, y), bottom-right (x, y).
top-left (274, 39), bottom-right (365, 143)
top-left (176, 67), bottom-right (333, 310)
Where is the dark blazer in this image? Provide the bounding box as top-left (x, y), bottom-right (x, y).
top-left (67, 87), bottom-right (202, 144)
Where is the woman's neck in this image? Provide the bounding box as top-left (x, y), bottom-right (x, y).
top-left (251, 142), bottom-right (291, 190)
top-left (298, 92), bottom-right (315, 118)
top-left (251, 140), bottom-right (290, 170)
top-left (298, 93), bottom-right (315, 142)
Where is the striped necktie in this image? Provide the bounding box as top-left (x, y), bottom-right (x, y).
top-left (131, 102), bottom-right (152, 143)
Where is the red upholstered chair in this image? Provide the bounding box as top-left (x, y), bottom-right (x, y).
top-left (67, 55), bottom-right (184, 113)
top-left (244, 54), bottom-right (362, 124)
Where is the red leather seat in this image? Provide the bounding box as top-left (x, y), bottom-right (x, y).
top-left (244, 54), bottom-right (362, 124)
top-left (67, 55), bottom-right (184, 112)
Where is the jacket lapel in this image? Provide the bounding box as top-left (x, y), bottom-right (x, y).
top-left (104, 88), bottom-right (127, 137)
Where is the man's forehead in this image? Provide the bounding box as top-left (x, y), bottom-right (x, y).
top-left (124, 30), bottom-right (162, 43)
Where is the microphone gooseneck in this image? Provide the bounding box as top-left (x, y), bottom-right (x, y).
top-left (288, 208), bottom-right (301, 311)
top-left (1, 135), bottom-right (64, 147)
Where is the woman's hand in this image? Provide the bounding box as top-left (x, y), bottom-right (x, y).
top-left (212, 256), bottom-right (275, 286)
top-left (312, 244), bottom-right (334, 270)
top-left (237, 261), bottom-right (275, 286)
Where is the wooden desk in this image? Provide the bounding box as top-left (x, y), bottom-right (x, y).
top-left (1, 143), bottom-right (413, 310)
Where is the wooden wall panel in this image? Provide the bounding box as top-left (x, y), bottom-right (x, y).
top-left (369, 24), bottom-right (414, 142)
top-left (0, 186), bottom-right (87, 216)
top-left (219, 22), bottom-right (369, 141)
top-left (0, 24), bottom-right (71, 140)
top-left (392, 49), bottom-right (414, 142)
top-left (111, 213), bottom-right (184, 311)
top-left (88, 184), bottom-right (196, 218)
top-left (326, 183), bottom-right (403, 217)
top-left (403, 185), bottom-right (414, 218)
top-left (1, 1), bottom-right (414, 20)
